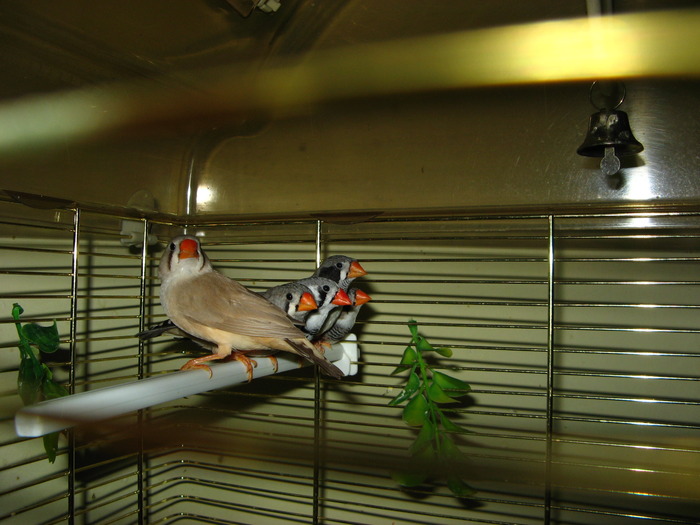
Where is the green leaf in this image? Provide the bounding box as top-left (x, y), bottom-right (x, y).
top-left (413, 441), bottom-right (437, 462)
top-left (15, 339), bottom-right (38, 362)
top-left (42, 377), bottom-right (69, 400)
top-left (390, 444), bottom-right (436, 488)
top-left (391, 346), bottom-right (418, 375)
top-left (401, 345), bottom-right (418, 364)
top-left (407, 319), bottom-right (419, 339)
top-left (391, 317), bottom-right (477, 499)
top-left (415, 335), bottom-right (434, 352)
top-left (11, 303), bottom-right (35, 359)
top-left (392, 470), bottom-right (427, 487)
top-left (432, 371), bottom-right (471, 396)
top-left (12, 303), bottom-right (25, 320)
top-left (388, 371), bottom-right (421, 406)
top-left (447, 476), bottom-right (476, 498)
top-left (427, 381), bottom-right (458, 404)
top-left (18, 358), bottom-right (44, 406)
top-left (434, 347), bottom-right (453, 357)
top-left (22, 321), bottom-right (60, 353)
top-left (43, 432), bottom-right (60, 463)
top-left (409, 419), bottom-right (436, 455)
top-left (439, 433), bottom-right (463, 460)
top-left (402, 393), bottom-right (428, 427)
top-left (440, 413), bottom-right (473, 434)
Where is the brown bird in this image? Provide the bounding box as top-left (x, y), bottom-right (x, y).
top-left (158, 235), bottom-right (344, 380)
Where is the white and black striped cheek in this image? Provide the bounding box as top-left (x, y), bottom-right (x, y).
top-left (316, 261), bottom-right (347, 285)
top-left (283, 292), bottom-right (301, 316)
top-left (315, 284), bottom-right (333, 307)
top-left (164, 242), bottom-right (177, 272)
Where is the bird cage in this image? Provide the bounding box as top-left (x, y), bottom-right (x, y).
top-left (1, 2), bottom-right (699, 524)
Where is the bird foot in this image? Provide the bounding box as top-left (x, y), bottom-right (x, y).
top-left (222, 352), bottom-right (257, 382)
top-left (314, 341), bottom-right (331, 354)
top-left (180, 358), bottom-right (217, 378)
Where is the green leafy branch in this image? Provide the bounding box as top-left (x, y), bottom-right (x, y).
top-left (388, 319), bottom-right (476, 498)
top-left (12, 303), bottom-right (69, 463)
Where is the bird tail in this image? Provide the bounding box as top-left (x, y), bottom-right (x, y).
top-left (137, 319), bottom-right (177, 340)
top-left (284, 338), bottom-right (344, 379)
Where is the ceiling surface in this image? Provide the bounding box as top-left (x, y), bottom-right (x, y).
top-left (0, 1), bottom-right (698, 218)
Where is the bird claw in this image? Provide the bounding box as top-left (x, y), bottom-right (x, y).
top-left (243, 357), bottom-right (257, 382)
top-left (314, 341), bottom-right (331, 354)
top-left (180, 359), bottom-right (214, 379)
top-left (221, 352), bottom-right (257, 382)
top-left (180, 352), bottom-right (258, 380)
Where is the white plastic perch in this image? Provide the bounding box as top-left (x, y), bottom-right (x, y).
top-left (15, 334), bottom-right (359, 438)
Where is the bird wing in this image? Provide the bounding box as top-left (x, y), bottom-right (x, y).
top-left (284, 339), bottom-right (343, 379)
top-left (177, 272), bottom-right (306, 339)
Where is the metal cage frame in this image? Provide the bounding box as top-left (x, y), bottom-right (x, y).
top-left (1, 195), bottom-right (699, 524)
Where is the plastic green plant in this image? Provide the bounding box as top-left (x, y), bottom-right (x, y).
top-left (12, 303), bottom-right (69, 463)
top-left (388, 319), bottom-right (476, 498)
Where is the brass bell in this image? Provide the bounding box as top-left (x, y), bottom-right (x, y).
top-left (577, 81), bottom-right (643, 176)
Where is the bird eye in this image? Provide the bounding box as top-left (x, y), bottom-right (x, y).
top-left (286, 293), bottom-right (293, 301)
top-left (169, 242), bottom-right (176, 250)
top-left (322, 285), bottom-right (330, 292)
top-left (335, 262), bottom-right (343, 268)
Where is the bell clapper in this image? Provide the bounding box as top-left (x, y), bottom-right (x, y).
top-left (601, 146), bottom-right (621, 176)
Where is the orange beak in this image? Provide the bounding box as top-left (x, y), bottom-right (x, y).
top-left (347, 260), bottom-right (367, 279)
top-left (332, 288), bottom-right (352, 306)
top-left (297, 292), bottom-right (318, 312)
top-left (353, 289), bottom-right (372, 305)
top-left (178, 239), bottom-right (199, 260)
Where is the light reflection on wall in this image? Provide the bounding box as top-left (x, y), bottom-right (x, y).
top-left (196, 185), bottom-right (214, 209)
top-left (620, 165), bottom-right (655, 201)
top-left (624, 213), bottom-right (654, 229)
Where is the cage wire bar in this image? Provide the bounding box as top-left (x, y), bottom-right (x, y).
top-left (68, 207), bottom-right (80, 525)
top-left (544, 215), bottom-right (556, 524)
top-left (0, 197), bottom-right (699, 524)
top-left (137, 217), bottom-right (150, 525)
top-left (313, 219), bottom-right (323, 525)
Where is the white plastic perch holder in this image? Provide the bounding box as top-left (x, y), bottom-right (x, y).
top-left (15, 334), bottom-right (359, 438)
